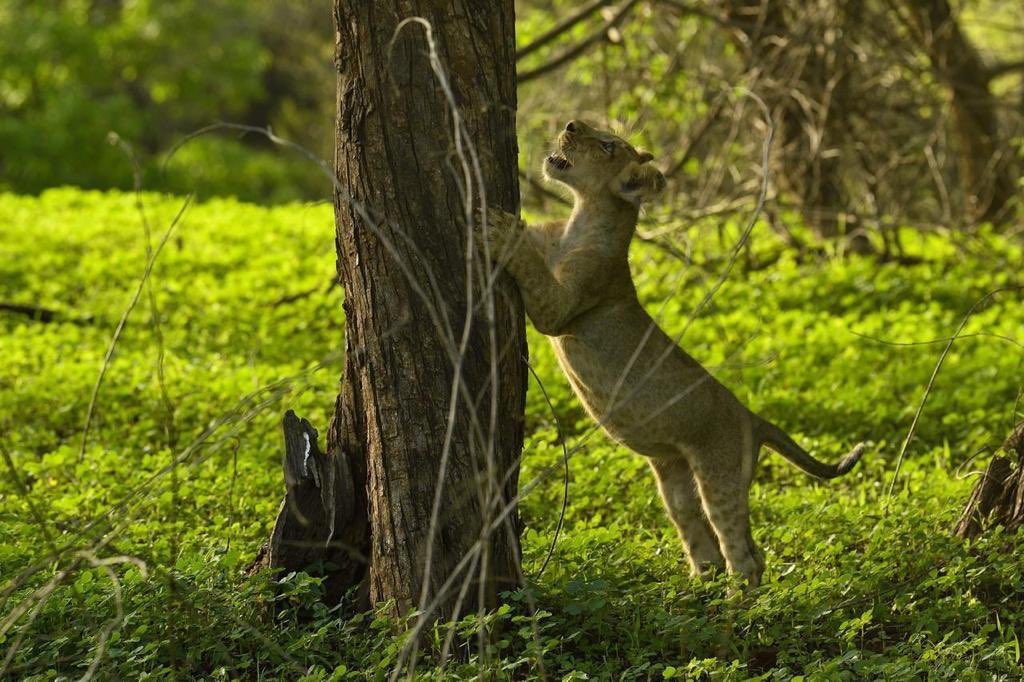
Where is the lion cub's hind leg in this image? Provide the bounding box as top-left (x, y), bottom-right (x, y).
top-left (690, 438), bottom-right (764, 589)
top-left (649, 458), bottom-right (725, 577)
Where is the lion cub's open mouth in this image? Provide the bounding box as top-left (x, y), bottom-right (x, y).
top-left (546, 153), bottom-right (572, 170)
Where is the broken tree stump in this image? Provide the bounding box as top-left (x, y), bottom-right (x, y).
top-left (248, 410), bottom-right (368, 605)
top-left (954, 421), bottom-right (1024, 540)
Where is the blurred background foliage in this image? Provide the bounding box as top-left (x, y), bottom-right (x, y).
top-left (0, 0), bottom-right (1021, 231)
top-left (0, 0), bottom-right (332, 202)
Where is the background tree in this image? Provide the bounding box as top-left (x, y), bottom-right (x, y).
top-left (3, 0), bottom-right (1020, 236)
top-left (721, 0), bottom-right (864, 245)
top-left (897, 0), bottom-right (1019, 224)
top-left (513, 0), bottom-right (1021, 251)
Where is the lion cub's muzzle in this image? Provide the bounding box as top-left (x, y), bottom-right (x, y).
top-left (547, 153), bottom-right (572, 170)
top-left (547, 129), bottom-right (576, 170)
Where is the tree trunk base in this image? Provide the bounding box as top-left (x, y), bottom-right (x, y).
top-left (247, 411), bottom-right (368, 607)
top-left (953, 421), bottom-right (1024, 540)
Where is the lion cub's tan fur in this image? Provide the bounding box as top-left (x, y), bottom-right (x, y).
top-left (484, 120), bottom-right (864, 587)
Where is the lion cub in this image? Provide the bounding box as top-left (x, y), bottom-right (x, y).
top-left (484, 120), bottom-right (864, 588)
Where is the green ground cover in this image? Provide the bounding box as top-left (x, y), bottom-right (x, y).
top-left (2, 188), bottom-right (1023, 679)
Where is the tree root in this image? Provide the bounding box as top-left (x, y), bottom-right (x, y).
top-left (953, 421), bottom-right (1024, 540)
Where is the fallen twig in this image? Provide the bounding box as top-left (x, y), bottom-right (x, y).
top-left (0, 302), bottom-right (93, 325)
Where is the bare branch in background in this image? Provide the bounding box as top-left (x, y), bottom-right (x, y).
top-left (518, 0), bottom-right (642, 84)
top-left (655, 0), bottom-right (735, 29)
top-left (519, 167), bottom-right (571, 207)
top-left (984, 59), bottom-right (1024, 82)
top-left (893, 0), bottom-right (1019, 223)
top-left (665, 90), bottom-right (732, 179)
top-left (515, 0), bottom-right (615, 62)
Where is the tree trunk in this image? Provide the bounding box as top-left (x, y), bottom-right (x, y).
top-left (328, 0), bottom-right (526, 620)
top-left (902, 0), bottom-right (1016, 224)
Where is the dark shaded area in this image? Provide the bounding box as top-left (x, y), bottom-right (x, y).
top-left (955, 421), bottom-right (1024, 539)
top-left (248, 411), bottom-right (367, 606)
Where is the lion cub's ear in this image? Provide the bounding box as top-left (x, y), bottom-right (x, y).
top-left (611, 160), bottom-right (666, 205)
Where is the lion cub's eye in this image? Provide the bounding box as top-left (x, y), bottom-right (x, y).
top-left (599, 140), bottom-right (615, 156)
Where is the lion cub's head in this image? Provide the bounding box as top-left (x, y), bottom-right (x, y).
top-left (543, 120), bottom-right (666, 207)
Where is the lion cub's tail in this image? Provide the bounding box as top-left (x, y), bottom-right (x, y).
top-left (755, 417), bottom-right (865, 479)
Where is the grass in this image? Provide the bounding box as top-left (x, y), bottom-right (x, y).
top-left (1, 188), bottom-right (1023, 680)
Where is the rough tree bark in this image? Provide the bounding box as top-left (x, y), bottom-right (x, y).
top-left (325, 1), bottom-right (527, 619)
top-left (954, 421), bottom-right (1024, 540)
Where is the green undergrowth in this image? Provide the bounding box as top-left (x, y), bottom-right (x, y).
top-left (1, 188), bottom-right (1023, 680)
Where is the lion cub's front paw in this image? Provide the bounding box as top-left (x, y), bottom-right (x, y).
top-left (480, 207), bottom-right (524, 263)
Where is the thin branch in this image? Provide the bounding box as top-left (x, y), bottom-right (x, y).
top-left (525, 358), bottom-right (570, 580)
top-left (654, 0), bottom-right (735, 29)
top-left (519, 168), bottom-right (571, 207)
top-left (517, 0), bottom-right (642, 84)
top-left (984, 59), bottom-right (1024, 82)
top-left (635, 233), bottom-right (692, 263)
top-left (78, 194), bottom-right (193, 463)
top-left (884, 286), bottom-right (1024, 508)
top-left (850, 329), bottom-right (1024, 353)
top-left (680, 90), bottom-right (774, 336)
top-left (515, 0), bottom-right (615, 62)
top-left (271, 278), bottom-right (339, 307)
top-left (665, 90), bottom-right (731, 178)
